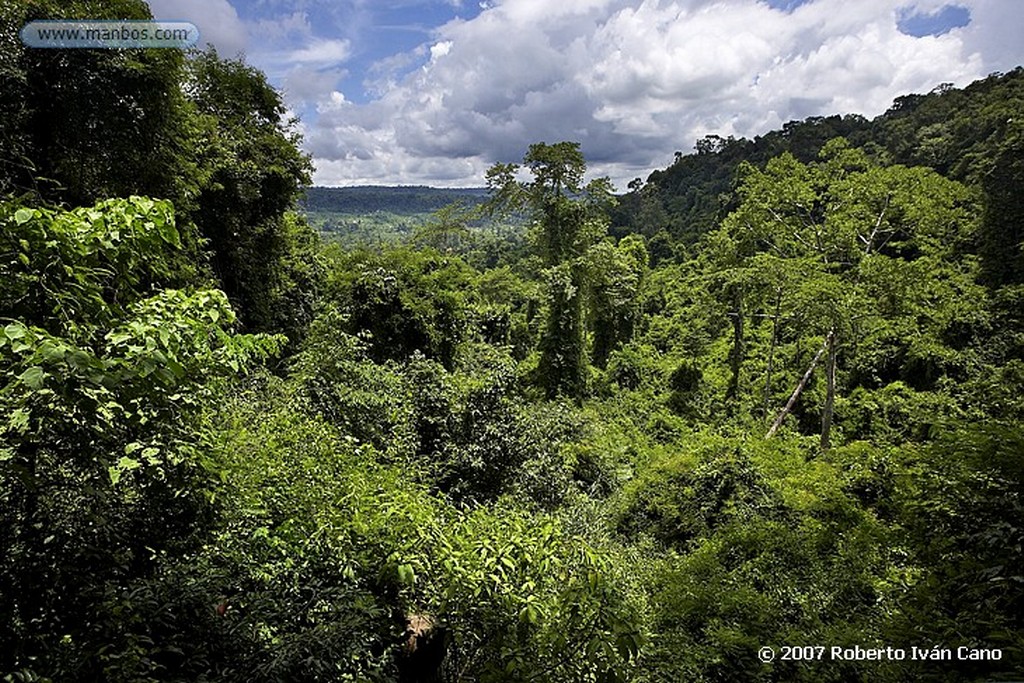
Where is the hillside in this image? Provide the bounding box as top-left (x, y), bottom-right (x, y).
top-left (614, 67), bottom-right (1024, 286)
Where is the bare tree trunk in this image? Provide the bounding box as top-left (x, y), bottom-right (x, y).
top-left (765, 336), bottom-right (829, 439)
top-left (820, 328), bottom-right (837, 450)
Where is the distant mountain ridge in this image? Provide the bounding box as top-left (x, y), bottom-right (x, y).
top-left (300, 185), bottom-right (489, 216)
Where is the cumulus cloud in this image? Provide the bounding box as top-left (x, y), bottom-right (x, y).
top-left (958, 2), bottom-right (1023, 74)
top-left (225, 9), bottom-right (355, 112)
top-left (283, 66), bottom-right (348, 105)
top-left (299, 0), bottom-right (1017, 187)
top-left (147, 0), bottom-right (247, 56)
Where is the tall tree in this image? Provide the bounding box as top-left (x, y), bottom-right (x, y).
top-left (0, 3), bottom-right (322, 343)
top-left (486, 142), bottom-right (614, 397)
top-left (714, 139), bottom-right (980, 444)
top-left (181, 50), bottom-right (318, 339)
top-left (486, 142), bottom-right (612, 267)
top-left (0, 0), bottom-right (194, 206)
top-left (585, 235), bottom-right (648, 368)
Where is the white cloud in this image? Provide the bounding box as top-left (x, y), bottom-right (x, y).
top-left (959, 1), bottom-right (1024, 75)
top-left (226, 9), bottom-right (353, 114)
top-left (288, 38), bottom-right (352, 64)
top-left (147, 0), bottom-right (248, 55)
top-left (283, 66), bottom-right (347, 105)
top-left (429, 40), bottom-right (452, 60)
top-left (248, 11), bottom-right (314, 43)
top-left (301, 0), bottom-right (1019, 188)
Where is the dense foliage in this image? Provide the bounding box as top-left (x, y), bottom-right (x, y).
top-left (2, 2), bottom-right (1023, 680)
top-left (0, 0), bottom-right (322, 343)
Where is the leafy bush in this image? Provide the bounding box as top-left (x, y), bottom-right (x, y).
top-left (0, 198), bottom-right (281, 679)
top-left (90, 385), bottom-right (646, 682)
top-left (886, 423), bottom-right (1024, 678)
top-left (617, 436), bottom-right (894, 682)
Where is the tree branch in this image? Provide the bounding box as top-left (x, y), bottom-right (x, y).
top-left (863, 194), bottom-right (891, 255)
top-left (765, 335), bottom-right (829, 438)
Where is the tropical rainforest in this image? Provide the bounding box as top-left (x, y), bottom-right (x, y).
top-left (2, 1), bottom-right (1024, 681)
top-left (301, 186), bottom-right (489, 249)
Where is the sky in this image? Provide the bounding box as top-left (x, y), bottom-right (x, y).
top-left (146, 0), bottom-right (1024, 189)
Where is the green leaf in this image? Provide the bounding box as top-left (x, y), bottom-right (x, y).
top-left (8, 408), bottom-right (30, 433)
top-left (519, 604), bottom-right (538, 624)
top-left (117, 456), bottom-right (141, 471)
top-left (67, 349), bottom-right (96, 372)
top-left (40, 342), bottom-right (66, 363)
top-left (14, 208), bottom-right (34, 224)
top-left (19, 366), bottom-right (46, 389)
top-left (397, 563), bottom-right (416, 586)
top-left (4, 323), bottom-right (26, 341)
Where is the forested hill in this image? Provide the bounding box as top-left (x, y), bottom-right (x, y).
top-left (613, 67), bottom-right (1024, 262)
top-left (301, 185), bottom-right (489, 215)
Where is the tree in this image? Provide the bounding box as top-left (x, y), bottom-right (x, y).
top-left (325, 247), bottom-right (478, 370)
top-left (0, 3), bottom-right (322, 343)
top-left (978, 127), bottom-right (1024, 287)
top-left (0, 197), bottom-right (281, 678)
top-left (413, 201), bottom-right (477, 252)
top-left (181, 49), bottom-right (318, 339)
top-left (536, 262), bottom-right (588, 398)
top-left (712, 139), bottom-right (980, 446)
top-left (486, 142), bottom-right (614, 398)
top-left (0, 0), bottom-right (196, 207)
top-left (486, 141), bottom-right (612, 267)
top-left (585, 236), bottom-right (648, 368)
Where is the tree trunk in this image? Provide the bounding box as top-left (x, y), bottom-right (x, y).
top-left (763, 289), bottom-right (782, 417)
top-left (726, 286), bottom-right (744, 407)
top-left (765, 336), bottom-right (829, 438)
top-left (820, 328), bottom-right (837, 450)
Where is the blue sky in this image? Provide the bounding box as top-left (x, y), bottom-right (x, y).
top-left (248, 1), bottom-right (487, 106)
top-left (897, 4), bottom-right (971, 37)
top-left (148, 0), bottom-right (1023, 187)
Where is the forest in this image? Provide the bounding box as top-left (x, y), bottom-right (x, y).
top-left (2, 1), bottom-right (1023, 681)
top-left (300, 186), bottom-right (490, 249)
top-left (301, 186), bottom-right (489, 217)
